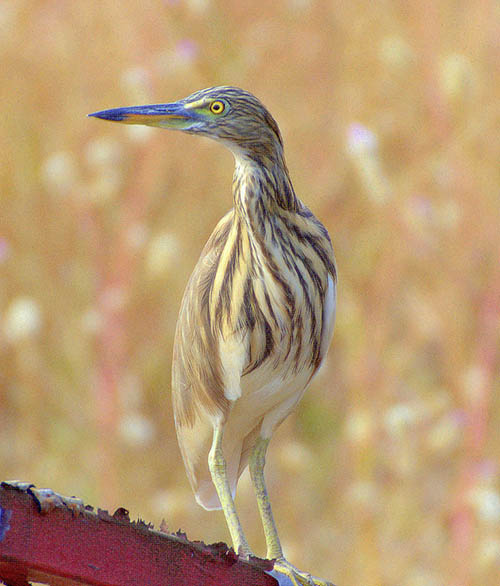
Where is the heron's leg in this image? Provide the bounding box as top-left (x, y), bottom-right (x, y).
top-left (248, 436), bottom-right (283, 559)
top-left (208, 422), bottom-right (251, 557)
top-left (249, 436), bottom-right (335, 586)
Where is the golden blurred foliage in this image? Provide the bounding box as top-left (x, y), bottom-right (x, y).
top-left (1, 1), bottom-right (499, 585)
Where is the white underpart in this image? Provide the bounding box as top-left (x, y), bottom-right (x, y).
top-left (220, 330), bottom-right (249, 401)
top-left (319, 275), bottom-right (336, 367)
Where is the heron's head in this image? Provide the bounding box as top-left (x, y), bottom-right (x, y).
top-left (89, 86), bottom-right (283, 160)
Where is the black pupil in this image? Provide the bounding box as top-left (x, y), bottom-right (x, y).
top-left (213, 103), bottom-right (222, 112)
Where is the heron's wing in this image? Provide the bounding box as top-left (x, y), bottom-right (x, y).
top-left (172, 209), bottom-right (238, 509)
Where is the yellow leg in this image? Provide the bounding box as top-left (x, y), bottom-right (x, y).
top-left (249, 436), bottom-right (335, 586)
top-left (249, 436), bottom-right (282, 559)
top-left (208, 423), bottom-right (251, 556)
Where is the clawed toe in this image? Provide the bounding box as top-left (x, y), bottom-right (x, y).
top-left (269, 558), bottom-right (335, 586)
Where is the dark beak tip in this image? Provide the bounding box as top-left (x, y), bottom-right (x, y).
top-left (88, 109), bottom-right (127, 121)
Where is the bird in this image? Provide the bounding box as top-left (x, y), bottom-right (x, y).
top-left (89, 86), bottom-right (337, 586)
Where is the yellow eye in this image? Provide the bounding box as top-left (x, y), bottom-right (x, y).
top-left (209, 100), bottom-right (225, 115)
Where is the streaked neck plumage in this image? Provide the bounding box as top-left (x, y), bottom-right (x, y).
top-left (231, 149), bottom-right (300, 233)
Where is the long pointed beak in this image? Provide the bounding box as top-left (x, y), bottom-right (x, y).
top-left (88, 101), bottom-right (195, 129)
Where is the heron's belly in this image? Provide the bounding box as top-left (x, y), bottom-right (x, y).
top-left (229, 356), bottom-right (314, 439)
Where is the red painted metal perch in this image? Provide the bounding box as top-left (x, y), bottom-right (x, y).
top-left (0, 481), bottom-right (277, 586)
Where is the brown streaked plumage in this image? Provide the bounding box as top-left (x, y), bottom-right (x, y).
top-left (89, 86), bottom-right (337, 586)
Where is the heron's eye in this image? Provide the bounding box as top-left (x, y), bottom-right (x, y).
top-left (209, 101), bottom-right (225, 115)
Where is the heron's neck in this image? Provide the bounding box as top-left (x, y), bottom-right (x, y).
top-left (232, 152), bottom-right (299, 225)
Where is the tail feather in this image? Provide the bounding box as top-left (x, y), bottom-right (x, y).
top-left (177, 413), bottom-right (245, 511)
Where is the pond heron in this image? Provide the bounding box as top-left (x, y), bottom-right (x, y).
top-left (90, 86), bottom-right (337, 586)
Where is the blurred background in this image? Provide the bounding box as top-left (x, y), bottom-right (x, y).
top-left (1, 1), bottom-right (499, 585)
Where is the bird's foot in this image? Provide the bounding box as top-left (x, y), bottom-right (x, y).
top-left (269, 557), bottom-right (335, 586)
